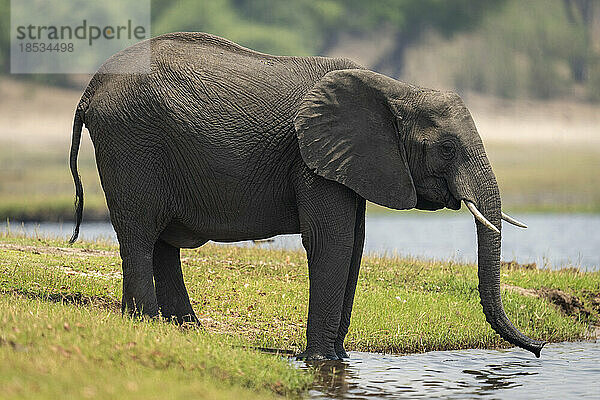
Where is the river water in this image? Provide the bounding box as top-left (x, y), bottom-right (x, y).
top-left (298, 341), bottom-right (600, 399)
top-left (5, 213), bottom-right (599, 270)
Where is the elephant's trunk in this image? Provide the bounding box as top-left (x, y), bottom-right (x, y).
top-left (470, 166), bottom-right (546, 357)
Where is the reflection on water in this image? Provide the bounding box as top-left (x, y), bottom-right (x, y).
top-left (3, 213), bottom-right (599, 270)
top-left (297, 341), bottom-right (600, 399)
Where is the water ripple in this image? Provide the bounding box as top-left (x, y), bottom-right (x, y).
top-left (296, 341), bottom-right (600, 399)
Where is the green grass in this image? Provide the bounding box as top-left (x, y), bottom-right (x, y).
top-left (0, 233), bottom-right (598, 398)
top-left (1, 234), bottom-right (598, 352)
top-left (0, 295), bottom-right (309, 399)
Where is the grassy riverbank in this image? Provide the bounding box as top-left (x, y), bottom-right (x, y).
top-left (0, 295), bottom-right (309, 399)
top-left (0, 234), bottom-right (598, 398)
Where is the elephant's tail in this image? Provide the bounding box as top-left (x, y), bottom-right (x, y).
top-left (69, 108), bottom-right (85, 244)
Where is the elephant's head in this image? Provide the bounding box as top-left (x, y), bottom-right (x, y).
top-left (294, 69), bottom-right (545, 357)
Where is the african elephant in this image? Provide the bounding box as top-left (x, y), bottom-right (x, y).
top-left (69, 32), bottom-right (545, 360)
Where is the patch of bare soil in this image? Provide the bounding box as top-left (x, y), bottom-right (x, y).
top-left (501, 260), bottom-right (538, 270)
top-left (0, 242), bottom-right (117, 258)
top-left (540, 288), bottom-right (591, 318)
top-left (1, 243), bottom-right (121, 281)
top-left (502, 283), bottom-right (600, 338)
top-left (2, 289), bottom-right (121, 312)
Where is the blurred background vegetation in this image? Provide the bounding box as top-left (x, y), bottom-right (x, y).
top-left (0, 0), bottom-right (598, 101)
top-left (0, 0), bottom-right (598, 222)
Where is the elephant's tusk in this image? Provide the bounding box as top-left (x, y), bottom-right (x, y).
top-left (465, 200), bottom-right (500, 234)
top-left (501, 212), bottom-right (528, 229)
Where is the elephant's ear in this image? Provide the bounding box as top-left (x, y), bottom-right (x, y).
top-left (294, 69), bottom-right (416, 210)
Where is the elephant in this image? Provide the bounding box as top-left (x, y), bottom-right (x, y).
top-left (69, 32), bottom-right (545, 360)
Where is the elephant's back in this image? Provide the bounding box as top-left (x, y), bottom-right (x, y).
top-left (82, 32), bottom-right (360, 140)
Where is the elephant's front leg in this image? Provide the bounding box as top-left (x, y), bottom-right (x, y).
top-left (296, 179), bottom-right (360, 361)
top-left (334, 198), bottom-right (366, 359)
top-left (297, 236), bottom-right (354, 360)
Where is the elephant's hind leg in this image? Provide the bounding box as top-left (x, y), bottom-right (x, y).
top-left (152, 239), bottom-right (198, 324)
top-left (120, 240), bottom-right (159, 318)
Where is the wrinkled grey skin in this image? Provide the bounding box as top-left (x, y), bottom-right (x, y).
top-left (70, 32), bottom-right (545, 360)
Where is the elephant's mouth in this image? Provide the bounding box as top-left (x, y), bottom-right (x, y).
top-left (445, 192), bottom-right (461, 210)
top-left (416, 197), bottom-right (445, 210)
top-left (415, 183), bottom-right (461, 211)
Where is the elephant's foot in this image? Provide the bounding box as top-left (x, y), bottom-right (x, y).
top-left (121, 294), bottom-right (159, 319)
top-left (295, 348), bottom-right (339, 361)
top-left (156, 297), bottom-right (199, 326)
top-left (160, 310), bottom-right (199, 326)
top-left (334, 342), bottom-right (350, 359)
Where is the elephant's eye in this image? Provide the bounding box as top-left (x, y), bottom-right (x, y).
top-left (440, 141), bottom-right (456, 160)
